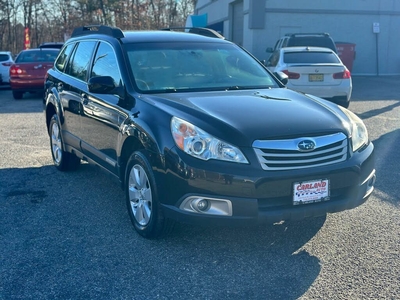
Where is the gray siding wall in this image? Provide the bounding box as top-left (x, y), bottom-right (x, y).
top-left (195, 0), bottom-right (400, 75)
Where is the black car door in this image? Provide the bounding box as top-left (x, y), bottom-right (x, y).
top-left (79, 41), bottom-right (126, 175)
top-left (58, 41), bottom-right (97, 150)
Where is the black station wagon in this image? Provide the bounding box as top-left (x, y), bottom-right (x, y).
top-left (44, 25), bottom-right (376, 238)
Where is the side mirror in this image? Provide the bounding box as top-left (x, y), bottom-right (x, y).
top-left (88, 76), bottom-right (115, 94)
top-left (266, 47), bottom-right (274, 53)
top-left (274, 71), bottom-right (288, 85)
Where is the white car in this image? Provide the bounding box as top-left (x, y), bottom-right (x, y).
top-left (0, 51), bottom-right (14, 84)
top-left (266, 46), bottom-right (352, 107)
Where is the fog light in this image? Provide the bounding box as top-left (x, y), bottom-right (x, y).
top-left (180, 196), bottom-right (233, 216)
top-left (197, 199), bottom-right (209, 211)
top-left (190, 198), bottom-right (210, 212)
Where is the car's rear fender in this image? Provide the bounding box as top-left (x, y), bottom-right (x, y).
top-left (44, 86), bottom-right (64, 133)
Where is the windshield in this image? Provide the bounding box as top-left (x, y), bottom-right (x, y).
top-left (124, 42), bottom-right (278, 92)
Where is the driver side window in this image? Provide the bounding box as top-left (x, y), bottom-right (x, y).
top-left (91, 42), bottom-right (122, 87)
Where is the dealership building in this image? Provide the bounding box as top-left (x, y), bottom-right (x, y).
top-left (192, 0), bottom-right (400, 76)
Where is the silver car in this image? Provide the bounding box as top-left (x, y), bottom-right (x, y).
top-left (0, 51), bottom-right (14, 84)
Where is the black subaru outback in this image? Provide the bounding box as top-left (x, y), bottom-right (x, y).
top-left (44, 25), bottom-right (375, 238)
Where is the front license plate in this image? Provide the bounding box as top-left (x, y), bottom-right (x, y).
top-left (309, 74), bottom-right (324, 82)
top-left (293, 179), bottom-right (330, 205)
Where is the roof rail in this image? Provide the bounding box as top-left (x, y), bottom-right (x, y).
top-left (71, 25), bottom-right (124, 38)
top-left (161, 27), bottom-right (225, 39)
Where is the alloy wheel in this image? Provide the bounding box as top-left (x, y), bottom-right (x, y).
top-left (128, 164), bottom-right (152, 226)
top-left (51, 122), bottom-right (63, 165)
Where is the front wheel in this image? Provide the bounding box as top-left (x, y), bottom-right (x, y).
top-left (49, 114), bottom-right (80, 171)
top-left (125, 151), bottom-right (173, 238)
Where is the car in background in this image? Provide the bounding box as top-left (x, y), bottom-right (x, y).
top-left (0, 51), bottom-right (14, 85)
top-left (10, 48), bottom-right (59, 99)
top-left (267, 32), bottom-right (337, 54)
top-left (43, 25), bottom-right (375, 239)
top-left (39, 42), bottom-right (64, 50)
top-left (266, 46), bottom-right (352, 107)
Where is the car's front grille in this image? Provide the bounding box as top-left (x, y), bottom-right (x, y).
top-left (253, 133), bottom-right (348, 171)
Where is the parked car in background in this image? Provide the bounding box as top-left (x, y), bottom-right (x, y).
top-left (44, 25), bottom-right (375, 239)
top-left (10, 48), bottom-right (59, 99)
top-left (266, 46), bottom-right (352, 107)
top-left (0, 51), bottom-right (14, 85)
top-left (267, 32), bottom-right (338, 54)
top-left (39, 42), bottom-right (64, 49)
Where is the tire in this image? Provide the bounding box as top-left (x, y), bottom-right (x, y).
top-left (49, 114), bottom-right (80, 171)
top-left (335, 96), bottom-right (350, 108)
top-left (125, 151), bottom-right (173, 238)
top-left (12, 91), bottom-right (23, 100)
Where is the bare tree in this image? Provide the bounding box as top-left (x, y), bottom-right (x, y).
top-left (1, 0), bottom-right (196, 54)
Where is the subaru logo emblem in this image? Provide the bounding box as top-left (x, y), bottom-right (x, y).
top-left (298, 139), bottom-right (316, 152)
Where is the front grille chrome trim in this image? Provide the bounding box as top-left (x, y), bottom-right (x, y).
top-left (253, 133), bottom-right (348, 171)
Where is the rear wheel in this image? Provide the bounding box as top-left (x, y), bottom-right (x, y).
top-left (125, 151), bottom-right (173, 238)
top-left (12, 91), bottom-right (23, 100)
top-left (335, 96), bottom-right (350, 108)
top-left (49, 114), bottom-right (80, 171)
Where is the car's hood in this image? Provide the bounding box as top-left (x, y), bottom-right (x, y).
top-left (141, 88), bottom-right (350, 146)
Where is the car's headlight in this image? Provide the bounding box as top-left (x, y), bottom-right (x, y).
top-left (171, 117), bottom-right (248, 163)
top-left (339, 107), bottom-right (369, 152)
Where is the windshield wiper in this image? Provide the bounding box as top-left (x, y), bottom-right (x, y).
top-left (222, 86), bottom-right (239, 90)
top-left (254, 91), bottom-right (291, 101)
top-left (225, 86), bottom-right (268, 91)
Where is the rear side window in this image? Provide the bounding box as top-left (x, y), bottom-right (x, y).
top-left (284, 51), bottom-right (340, 64)
top-left (55, 43), bottom-right (75, 71)
top-left (0, 54), bottom-right (10, 62)
top-left (281, 38), bottom-right (289, 48)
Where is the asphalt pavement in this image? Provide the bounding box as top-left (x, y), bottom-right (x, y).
top-left (0, 77), bottom-right (399, 300)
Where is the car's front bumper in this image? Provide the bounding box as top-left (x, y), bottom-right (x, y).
top-left (160, 142), bottom-right (375, 226)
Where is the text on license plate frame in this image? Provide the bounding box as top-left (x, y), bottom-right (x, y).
top-left (293, 179), bottom-right (330, 205)
top-left (309, 74), bottom-right (324, 82)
